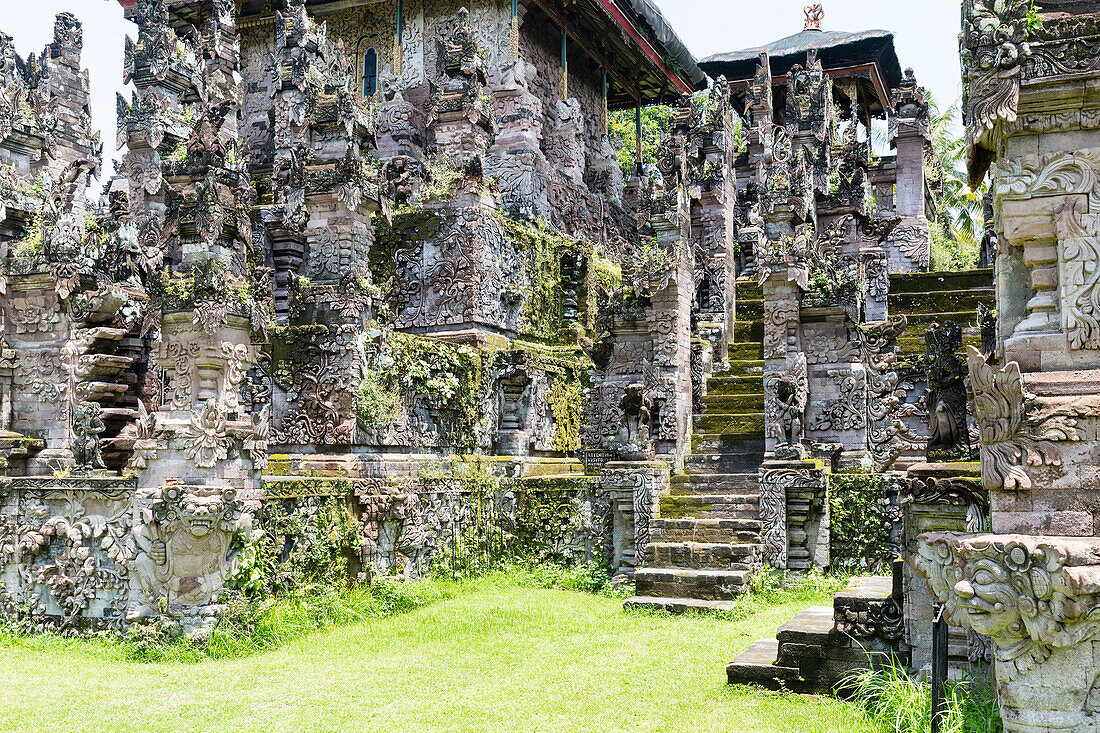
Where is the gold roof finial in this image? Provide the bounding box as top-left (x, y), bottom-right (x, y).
top-left (804, 4), bottom-right (824, 31)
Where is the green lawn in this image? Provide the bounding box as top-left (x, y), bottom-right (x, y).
top-left (0, 577), bottom-right (875, 733)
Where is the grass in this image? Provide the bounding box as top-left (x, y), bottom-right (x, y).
top-left (0, 569), bottom-right (875, 733)
top-left (842, 664), bottom-right (1002, 733)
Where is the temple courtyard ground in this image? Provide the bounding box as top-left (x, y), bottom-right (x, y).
top-left (0, 575), bottom-right (874, 732)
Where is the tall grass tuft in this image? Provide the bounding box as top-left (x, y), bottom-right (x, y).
top-left (841, 664), bottom-right (1002, 733)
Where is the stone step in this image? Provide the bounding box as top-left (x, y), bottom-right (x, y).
top-left (737, 299), bottom-right (763, 319)
top-left (724, 359), bottom-right (765, 375)
top-left (670, 472), bottom-right (759, 493)
top-left (658, 493), bottom-right (760, 519)
top-left (734, 321), bottom-right (764, 342)
top-left (727, 341), bottom-right (764, 361)
top-left (693, 412), bottom-right (765, 434)
top-left (625, 595), bottom-right (737, 614)
top-left (776, 605), bottom-right (835, 649)
top-left (683, 448), bottom-right (765, 474)
top-left (635, 567), bottom-right (752, 601)
top-left (706, 375), bottom-right (764, 396)
top-left (649, 517), bottom-right (761, 544)
top-left (901, 311), bottom-right (988, 330)
top-left (736, 281), bottom-right (763, 299)
top-left (888, 268), bottom-right (993, 294)
top-left (889, 288), bottom-right (994, 315)
top-left (727, 638), bottom-right (803, 690)
top-left (645, 541), bottom-right (761, 569)
top-left (701, 393), bottom-right (764, 412)
top-left (690, 433), bottom-right (766, 452)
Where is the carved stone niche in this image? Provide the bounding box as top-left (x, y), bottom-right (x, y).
top-left (995, 148), bottom-right (1100, 372)
top-left (129, 482), bottom-right (252, 632)
top-left (914, 532), bottom-right (1100, 733)
top-left (495, 359), bottom-right (532, 456)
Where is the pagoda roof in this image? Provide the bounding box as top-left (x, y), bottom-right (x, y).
top-left (700, 27), bottom-right (904, 117)
top-left (701, 28), bottom-right (902, 86)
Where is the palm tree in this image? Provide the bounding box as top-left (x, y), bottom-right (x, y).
top-left (926, 95), bottom-right (985, 270)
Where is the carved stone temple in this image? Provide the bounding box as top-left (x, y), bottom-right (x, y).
top-left (0, 0), bottom-right (1060, 710)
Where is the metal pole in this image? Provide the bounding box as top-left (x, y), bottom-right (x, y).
top-left (560, 31), bottom-right (568, 101)
top-left (931, 603), bottom-right (949, 733)
top-left (601, 70), bottom-right (608, 136)
top-left (634, 102), bottom-right (643, 177)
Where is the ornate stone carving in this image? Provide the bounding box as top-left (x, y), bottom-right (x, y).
top-left (185, 399), bottom-right (229, 469)
top-left (71, 402), bottom-right (106, 471)
top-left (914, 533), bottom-right (1100, 730)
top-left (765, 354), bottom-right (808, 459)
top-left (925, 322), bottom-right (972, 461)
top-left (130, 484), bottom-right (250, 626)
top-left (968, 347), bottom-right (1082, 490)
top-left (961, 0), bottom-right (1032, 145)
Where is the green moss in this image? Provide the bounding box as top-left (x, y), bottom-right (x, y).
top-left (498, 215), bottom-right (578, 342)
top-left (548, 373), bottom-right (585, 454)
top-left (356, 332), bottom-right (485, 448)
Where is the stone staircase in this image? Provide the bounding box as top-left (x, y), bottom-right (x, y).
top-left (887, 268), bottom-right (995, 466)
top-left (726, 574), bottom-right (906, 693)
top-left (625, 277), bottom-right (766, 613)
top-left (688, 278), bottom-right (766, 474)
top-left (888, 268), bottom-right (994, 369)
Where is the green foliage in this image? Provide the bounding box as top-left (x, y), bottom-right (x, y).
top-left (842, 664), bottom-right (1002, 733)
top-left (715, 567), bottom-right (851, 622)
top-left (515, 561), bottom-right (627, 598)
top-left (253, 495), bottom-right (362, 594)
top-left (356, 333), bottom-right (485, 446)
top-left (421, 153), bottom-right (463, 202)
top-left (355, 367), bottom-right (399, 427)
top-left (829, 473), bottom-right (898, 574)
top-left (166, 142), bottom-right (187, 165)
top-left (608, 104), bottom-right (674, 180)
top-left (1025, 2), bottom-right (1044, 34)
top-left (12, 212), bottom-right (43, 258)
top-left (927, 95), bottom-right (985, 271)
top-left (120, 577), bottom-right (459, 663)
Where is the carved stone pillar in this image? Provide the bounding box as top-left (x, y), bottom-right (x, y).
top-left (758, 460), bottom-right (828, 570)
top-left (600, 461), bottom-right (668, 574)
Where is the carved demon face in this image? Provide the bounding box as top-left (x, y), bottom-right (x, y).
top-left (158, 486), bottom-right (237, 540)
top-left (179, 492), bottom-right (234, 538)
top-left (952, 557), bottom-right (1023, 638)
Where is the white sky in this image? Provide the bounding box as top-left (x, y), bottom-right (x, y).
top-left (4, 0), bottom-right (962, 174)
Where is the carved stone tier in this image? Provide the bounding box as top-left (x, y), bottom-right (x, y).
top-left (915, 532), bottom-right (1100, 732)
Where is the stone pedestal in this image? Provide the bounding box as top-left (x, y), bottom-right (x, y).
top-left (758, 459), bottom-right (828, 570)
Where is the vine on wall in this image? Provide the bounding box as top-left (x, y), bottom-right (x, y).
top-left (828, 473), bottom-right (899, 573)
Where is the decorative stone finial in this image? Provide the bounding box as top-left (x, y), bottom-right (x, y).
top-left (804, 4), bottom-right (824, 31)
